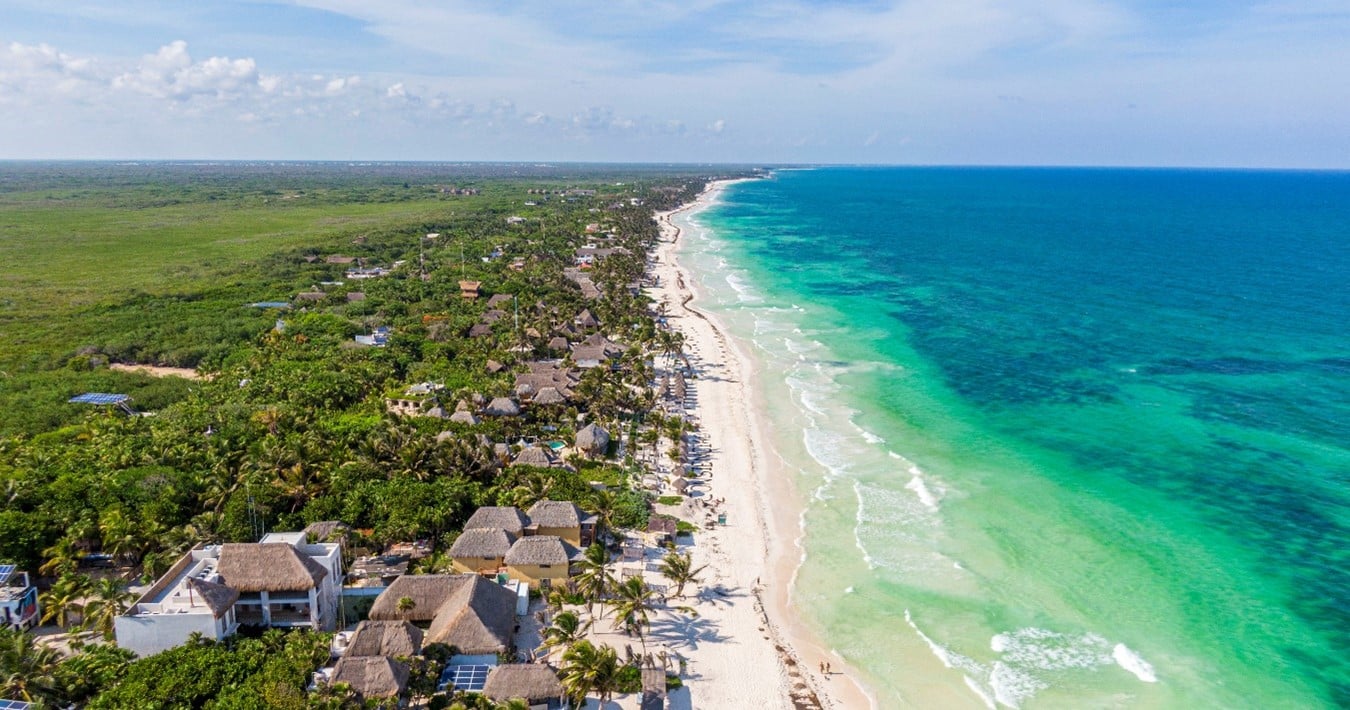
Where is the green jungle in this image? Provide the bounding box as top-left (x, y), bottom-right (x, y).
top-left (0, 162), bottom-right (743, 708)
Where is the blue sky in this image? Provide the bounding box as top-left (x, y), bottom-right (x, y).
top-left (0, 0), bottom-right (1346, 166)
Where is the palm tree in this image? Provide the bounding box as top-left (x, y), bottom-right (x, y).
top-left (610, 576), bottom-right (655, 652)
top-left (80, 578), bottom-right (136, 639)
top-left (40, 573), bottom-right (92, 629)
top-left (658, 550), bottom-right (707, 599)
top-left (0, 627), bottom-right (63, 703)
top-left (397, 596), bottom-right (416, 621)
top-left (587, 489), bottom-right (618, 542)
top-left (539, 610), bottom-right (591, 658)
top-left (508, 471), bottom-right (552, 509)
top-left (39, 536), bottom-right (82, 578)
top-left (572, 543), bottom-right (615, 619)
top-left (559, 640), bottom-right (621, 708)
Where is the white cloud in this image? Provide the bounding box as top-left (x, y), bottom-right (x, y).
top-left (113, 41), bottom-right (260, 101)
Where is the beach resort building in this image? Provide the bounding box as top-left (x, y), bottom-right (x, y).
top-left (330, 656), bottom-right (410, 703)
top-left (367, 574), bottom-right (517, 655)
top-left (482, 664), bottom-right (566, 709)
top-left (114, 532), bottom-right (342, 657)
top-left (503, 536), bottom-right (581, 591)
top-left (526, 500), bottom-right (597, 547)
top-left (449, 528), bottom-right (516, 574)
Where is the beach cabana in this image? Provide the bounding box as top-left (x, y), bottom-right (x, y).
top-left (450, 409), bottom-right (480, 425)
top-left (484, 397), bottom-right (522, 417)
top-left (513, 446), bottom-right (558, 468)
top-left (345, 619), bottom-right (424, 658)
top-left (533, 386), bottom-right (566, 405)
top-left (575, 423), bottom-right (610, 457)
top-left (482, 664), bottom-right (565, 707)
top-left (330, 656), bottom-right (409, 701)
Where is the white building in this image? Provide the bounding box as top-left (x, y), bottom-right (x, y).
top-left (115, 532), bottom-right (342, 657)
top-left (0, 565), bottom-right (40, 631)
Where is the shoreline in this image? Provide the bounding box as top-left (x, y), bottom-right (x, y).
top-left (648, 178), bottom-right (878, 710)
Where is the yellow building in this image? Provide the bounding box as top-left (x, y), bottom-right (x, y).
top-left (448, 528), bottom-right (515, 575)
top-left (503, 536), bottom-right (580, 591)
top-left (526, 500), bottom-right (597, 547)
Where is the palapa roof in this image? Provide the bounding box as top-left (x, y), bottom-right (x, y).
top-left (449, 409), bottom-right (480, 425)
top-left (332, 656), bottom-right (409, 699)
top-left (369, 576), bottom-right (515, 654)
top-left (468, 323), bottom-right (493, 338)
top-left (527, 499), bottom-right (595, 529)
top-left (346, 620), bottom-right (424, 658)
top-left (450, 528), bottom-right (515, 559)
top-left (484, 397), bottom-right (521, 417)
top-left (581, 333), bottom-right (620, 350)
top-left (217, 542), bottom-right (327, 592)
top-left (672, 477), bottom-right (689, 493)
top-left (533, 386), bottom-right (565, 405)
top-left (505, 536), bottom-right (579, 566)
top-left (483, 664), bottom-right (565, 702)
top-left (486, 293), bottom-right (514, 308)
top-left (575, 309), bottom-right (600, 327)
top-left (513, 446), bottom-right (557, 468)
top-left (185, 577), bottom-right (239, 618)
top-left (548, 336), bottom-right (570, 351)
top-left (647, 515), bottom-right (679, 536)
top-left (575, 423), bottom-right (610, 454)
top-left (486, 359), bottom-right (506, 373)
top-left (464, 506), bottom-right (530, 535)
top-left (570, 345), bottom-right (612, 364)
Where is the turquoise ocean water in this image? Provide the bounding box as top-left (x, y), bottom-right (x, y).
top-left (673, 168), bottom-right (1349, 708)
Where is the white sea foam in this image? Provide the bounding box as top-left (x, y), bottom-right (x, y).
top-left (1112, 644), bottom-right (1158, 682)
top-left (906, 474), bottom-right (941, 512)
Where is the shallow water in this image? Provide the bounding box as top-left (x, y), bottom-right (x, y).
top-left (674, 168), bottom-right (1350, 708)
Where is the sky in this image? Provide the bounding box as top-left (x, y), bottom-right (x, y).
top-left (0, 0), bottom-right (1347, 167)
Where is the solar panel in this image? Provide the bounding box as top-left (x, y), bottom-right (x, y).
top-left (437, 664), bottom-right (492, 692)
top-left (0, 699), bottom-right (34, 709)
top-left (0, 565), bottom-right (14, 585)
top-left (248, 301), bottom-right (292, 309)
top-left (69, 393), bottom-right (131, 405)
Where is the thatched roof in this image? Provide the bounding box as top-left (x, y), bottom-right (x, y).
top-left (369, 575), bottom-right (515, 654)
top-left (483, 664), bottom-right (565, 702)
top-left (449, 409), bottom-right (480, 425)
top-left (303, 521), bottom-right (349, 544)
top-left (428, 576), bottom-right (517, 653)
top-left (486, 359), bottom-right (506, 374)
top-left (332, 656), bottom-right (409, 699)
top-left (575, 309), bottom-right (600, 328)
top-left (486, 293), bottom-right (514, 309)
top-left (570, 345), bottom-right (611, 364)
top-left (450, 528), bottom-right (515, 559)
top-left (514, 382), bottom-right (536, 397)
top-left (346, 620), bottom-right (424, 658)
top-left (185, 577), bottom-right (239, 618)
top-left (672, 477), bottom-right (689, 493)
top-left (575, 423), bottom-right (610, 455)
top-left (513, 446), bottom-right (557, 468)
top-left (484, 397), bottom-right (521, 417)
top-left (505, 536), bottom-right (577, 566)
top-left (217, 543), bottom-right (327, 592)
top-left (426, 406), bottom-right (448, 419)
top-left (527, 499), bottom-right (594, 529)
top-left (468, 323), bottom-right (493, 338)
top-left (548, 336), bottom-right (570, 351)
top-left (647, 515), bottom-right (679, 536)
top-left (464, 507), bottom-right (529, 535)
top-left (532, 386), bottom-right (566, 405)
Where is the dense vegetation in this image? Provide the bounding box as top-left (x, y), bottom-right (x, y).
top-left (0, 162), bottom-right (747, 706)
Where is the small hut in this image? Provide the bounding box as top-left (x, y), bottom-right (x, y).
top-left (345, 620), bottom-right (424, 658)
top-left (575, 423), bottom-right (610, 457)
top-left (672, 477), bottom-right (689, 494)
top-left (483, 664), bottom-right (565, 706)
top-left (548, 336), bottom-right (570, 351)
top-left (484, 397), bottom-right (521, 417)
top-left (574, 309), bottom-right (600, 328)
top-left (449, 409), bottom-right (480, 425)
top-left (330, 656), bottom-right (409, 701)
top-left (533, 387), bottom-right (566, 406)
top-left (513, 446), bottom-right (557, 468)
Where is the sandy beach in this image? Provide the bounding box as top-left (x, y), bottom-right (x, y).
top-left (636, 180), bottom-right (877, 710)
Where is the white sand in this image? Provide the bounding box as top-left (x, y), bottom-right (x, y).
top-left (619, 180), bottom-right (877, 709)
